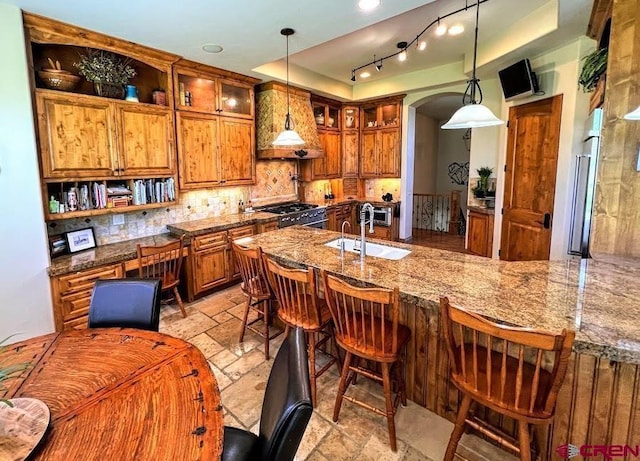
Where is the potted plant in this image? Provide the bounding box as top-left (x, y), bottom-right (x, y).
top-left (578, 47), bottom-right (608, 93)
top-left (74, 49), bottom-right (136, 99)
top-left (477, 166), bottom-right (493, 192)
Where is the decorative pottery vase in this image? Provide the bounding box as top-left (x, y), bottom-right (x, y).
top-left (125, 85), bottom-right (139, 102)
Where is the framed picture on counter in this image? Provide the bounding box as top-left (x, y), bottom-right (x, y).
top-left (48, 234), bottom-right (68, 258)
top-left (66, 227), bottom-right (96, 253)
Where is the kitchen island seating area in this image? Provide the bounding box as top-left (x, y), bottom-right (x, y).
top-left (440, 297), bottom-right (575, 461)
top-left (232, 241), bottom-right (282, 360)
top-left (262, 256), bottom-right (341, 408)
top-left (322, 271), bottom-right (411, 453)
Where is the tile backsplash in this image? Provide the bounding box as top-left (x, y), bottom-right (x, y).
top-left (364, 178), bottom-right (401, 199)
top-left (48, 160), bottom-right (298, 245)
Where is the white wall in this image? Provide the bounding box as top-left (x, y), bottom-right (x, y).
top-left (436, 127), bottom-right (469, 218)
top-left (0, 4), bottom-right (55, 342)
top-left (412, 113), bottom-right (438, 195)
top-left (492, 38), bottom-right (593, 260)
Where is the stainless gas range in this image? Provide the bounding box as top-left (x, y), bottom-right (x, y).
top-left (258, 202), bottom-right (327, 229)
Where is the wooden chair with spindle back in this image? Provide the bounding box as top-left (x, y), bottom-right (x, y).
top-left (136, 235), bottom-right (187, 318)
top-left (262, 256), bottom-right (340, 408)
top-left (321, 270), bottom-right (411, 452)
top-left (231, 242), bottom-right (281, 360)
top-left (440, 297), bottom-right (575, 461)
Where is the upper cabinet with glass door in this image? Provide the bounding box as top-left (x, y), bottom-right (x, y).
top-left (173, 60), bottom-right (255, 119)
top-left (362, 100), bottom-right (401, 130)
top-left (313, 99), bottom-right (340, 131)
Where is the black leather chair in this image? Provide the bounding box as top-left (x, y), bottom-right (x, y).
top-left (222, 327), bottom-right (313, 461)
top-left (88, 278), bottom-right (162, 331)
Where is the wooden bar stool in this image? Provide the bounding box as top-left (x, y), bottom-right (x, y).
top-left (321, 270), bottom-right (410, 452)
top-left (231, 242), bottom-right (282, 360)
top-left (440, 297), bottom-right (575, 461)
top-left (263, 256), bottom-right (340, 408)
top-left (137, 235), bottom-right (187, 318)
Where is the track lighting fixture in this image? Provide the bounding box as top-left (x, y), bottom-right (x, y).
top-left (397, 41), bottom-right (408, 62)
top-left (349, 0), bottom-right (489, 83)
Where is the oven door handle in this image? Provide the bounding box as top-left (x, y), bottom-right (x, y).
top-left (304, 219), bottom-right (328, 226)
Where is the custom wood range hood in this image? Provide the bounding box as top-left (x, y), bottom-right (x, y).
top-left (255, 81), bottom-right (324, 159)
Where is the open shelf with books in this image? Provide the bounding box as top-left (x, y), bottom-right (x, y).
top-left (44, 178), bottom-right (177, 221)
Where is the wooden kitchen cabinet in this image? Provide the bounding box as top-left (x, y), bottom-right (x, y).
top-left (342, 130), bottom-right (360, 178)
top-left (115, 104), bottom-right (175, 176)
top-left (50, 263), bottom-right (124, 331)
top-left (190, 231), bottom-right (229, 297)
top-left (467, 209), bottom-right (494, 257)
top-left (258, 220), bottom-right (279, 234)
top-left (173, 60), bottom-right (258, 189)
top-left (26, 14), bottom-right (180, 221)
top-left (36, 91), bottom-right (116, 179)
top-left (359, 97), bottom-right (403, 178)
top-left (327, 207), bottom-right (338, 231)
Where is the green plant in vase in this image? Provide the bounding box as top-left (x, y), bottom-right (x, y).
top-left (476, 166), bottom-right (493, 193)
top-left (74, 49), bottom-right (136, 99)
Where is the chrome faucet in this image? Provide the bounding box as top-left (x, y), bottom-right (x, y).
top-left (340, 220), bottom-right (351, 259)
top-left (359, 202), bottom-right (374, 262)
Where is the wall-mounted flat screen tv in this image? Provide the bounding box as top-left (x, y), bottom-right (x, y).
top-left (498, 59), bottom-right (539, 101)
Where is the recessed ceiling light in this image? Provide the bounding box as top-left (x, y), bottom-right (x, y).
top-left (360, 71), bottom-right (371, 78)
top-left (358, 0), bottom-right (380, 11)
top-left (202, 44), bottom-right (223, 53)
top-left (448, 24), bottom-right (464, 35)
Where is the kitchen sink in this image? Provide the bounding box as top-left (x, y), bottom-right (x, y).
top-left (324, 238), bottom-right (411, 260)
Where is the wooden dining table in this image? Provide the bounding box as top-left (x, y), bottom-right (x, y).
top-left (0, 328), bottom-right (224, 460)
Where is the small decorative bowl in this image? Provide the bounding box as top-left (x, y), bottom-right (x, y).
top-left (38, 70), bottom-right (80, 91)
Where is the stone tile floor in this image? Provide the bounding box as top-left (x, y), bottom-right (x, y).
top-left (159, 284), bottom-right (516, 461)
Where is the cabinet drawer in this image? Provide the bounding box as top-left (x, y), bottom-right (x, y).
top-left (63, 315), bottom-right (90, 331)
top-left (229, 225), bottom-right (255, 241)
top-left (193, 232), bottom-right (227, 251)
top-left (60, 289), bottom-right (92, 322)
top-left (58, 264), bottom-right (124, 295)
top-left (370, 226), bottom-right (391, 240)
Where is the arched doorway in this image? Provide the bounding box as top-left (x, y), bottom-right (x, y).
top-left (410, 93), bottom-right (468, 253)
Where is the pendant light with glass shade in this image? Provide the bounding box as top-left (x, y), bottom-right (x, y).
top-left (441, 1), bottom-right (504, 130)
top-left (273, 28), bottom-right (305, 146)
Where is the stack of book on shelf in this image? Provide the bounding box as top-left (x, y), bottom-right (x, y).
top-left (132, 178), bottom-right (175, 205)
top-left (107, 185), bottom-right (132, 208)
top-left (92, 182), bottom-right (107, 209)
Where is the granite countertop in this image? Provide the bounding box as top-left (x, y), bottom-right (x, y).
top-left (239, 226), bottom-right (640, 364)
top-left (48, 234), bottom-right (180, 277)
top-left (167, 211), bottom-right (279, 237)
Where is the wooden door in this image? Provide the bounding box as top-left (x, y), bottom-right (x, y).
top-left (342, 131), bottom-right (359, 178)
top-left (116, 105), bottom-right (175, 176)
top-left (219, 118), bottom-right (255, 185)
top-left (500, 95), bottom-right (563, 261)
top-left (176, 112), bottom-right (220, 189)
top-left (360, 131), bottom-right (378, 178)
top-left (379, 128), bottom-right (400, 177)
top-left (324, 132), bottom-right (341, 178)
top-left (36, 91), bottom-right (116, 179)
top-left (327, 207), bottom-right (337, 231)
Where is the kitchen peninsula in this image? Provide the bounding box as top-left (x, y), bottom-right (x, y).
top-left (240, 225), bottom-right (640, 459)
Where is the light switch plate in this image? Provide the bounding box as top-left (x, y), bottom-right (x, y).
top-left (112, 214), bottom-right (125, 225)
